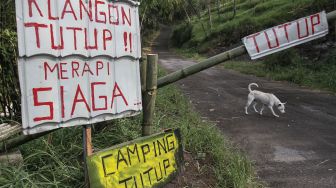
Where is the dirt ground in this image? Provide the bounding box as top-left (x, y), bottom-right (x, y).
top-left (154, 26), bottom-right (336, 188)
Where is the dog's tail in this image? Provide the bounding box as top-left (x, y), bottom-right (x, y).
top-left (248, 83), bottom-right (258, 92)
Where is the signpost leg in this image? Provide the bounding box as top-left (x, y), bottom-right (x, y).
top-left (83, 124), bottom-right (93, 187)
top-left (142, 54), bottom-right (158, 136)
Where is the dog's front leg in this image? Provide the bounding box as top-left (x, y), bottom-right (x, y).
top-left (269, 106), bottom-right (279, 117)
top-left (245, 95), bottom-right (254, 115)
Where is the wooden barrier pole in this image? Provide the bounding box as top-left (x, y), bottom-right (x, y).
top-left (142, 54), bottom-right (158, 136)
top-left (83, 124), bottom-right (93, 187)
top-left (157, 45), bottom-right (247, 88)
top-left (140, 57), bottom-right (147, 135)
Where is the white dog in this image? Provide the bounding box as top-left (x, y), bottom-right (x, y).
top-left (244, 83), bottom-right (286, 117)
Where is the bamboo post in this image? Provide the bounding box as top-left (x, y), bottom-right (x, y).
top-left (142, 54), bottom-right (158, 136)
top-left (140, 57), bottom-right (147, 94)
top-left (83, 124), bottom-right (93, 187)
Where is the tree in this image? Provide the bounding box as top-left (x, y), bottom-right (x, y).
top-left (139, 0), bottom-right (186, 29)
top-left (208, 0), bottom-right (213, 30)
top-left (187, 0), bottom-right (208, 37)
top-left (233, 0), bottom-right (237, 18)
top-left (0, 0), bottom-right (21, 119)
top-left (216, 0), bottom-right (221, 18)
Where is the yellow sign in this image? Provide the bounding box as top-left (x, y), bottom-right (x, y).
top-left (86, 129), bottom-right (183, 188)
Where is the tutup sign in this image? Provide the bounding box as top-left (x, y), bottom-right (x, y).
top-left (15, 0), bottom-right (142, 134)
top-left (242, 11), bottom-right (329, 59)
top-left (86, 129), bottom-right (183, 188)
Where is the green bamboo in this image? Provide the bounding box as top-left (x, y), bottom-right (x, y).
top-left (327, 10), bottom-right (336, 22)
top-left (158, 46), bottom-right (247, 88)
top-left (140, 58), bottom-right (147, 93)
top-left (142, 54), bottom-right (158, 136)
top-left (0, 129), bottom-right (57, 153)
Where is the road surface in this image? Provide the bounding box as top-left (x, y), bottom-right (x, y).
top-left (153, 26), bottom-right (336, 187)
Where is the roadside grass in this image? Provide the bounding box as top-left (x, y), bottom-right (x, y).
top-left (222, 48), bottom-right (336, 93)
top-left (172, 48), bottom-right (206, 61)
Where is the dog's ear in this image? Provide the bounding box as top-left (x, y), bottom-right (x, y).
top-left (282, 102), bottom-right (287, 105)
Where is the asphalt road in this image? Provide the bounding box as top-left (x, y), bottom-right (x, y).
top-left (153, 26), bottom-right (336, 188)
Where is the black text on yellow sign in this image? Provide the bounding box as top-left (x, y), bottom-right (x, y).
top-left (86, 129), bottom-right (183, 188)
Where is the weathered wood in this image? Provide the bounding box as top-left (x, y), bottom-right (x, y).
top-left (157, 46), bottom-right (247, 88)
top-left (142, 54), bottom-right (158, 136)
top-left (140, 58), bottom-right (147, 93)
top-left (83, 124), bottom-right (93, 188)
top-left (83, 125), bottom-right (93, 156)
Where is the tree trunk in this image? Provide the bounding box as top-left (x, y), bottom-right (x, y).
top-left (233, 0), bottom-right (237, 19)
top-left (187, 0), bottom-right (208, 37)
top-left (216, 0), bottom-right (221, 18)
top-left (208, 0), bottom-right (213, 30)
top-left (183, 5), bottom-right (191, 23)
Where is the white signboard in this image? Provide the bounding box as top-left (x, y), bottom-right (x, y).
top-left (242, 11), bottom-right (329, 59)
top-left (15, 0), bottom-right (142, 135)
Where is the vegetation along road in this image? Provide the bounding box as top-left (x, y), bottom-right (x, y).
top-left (154, 25), bottom-right (336, 187)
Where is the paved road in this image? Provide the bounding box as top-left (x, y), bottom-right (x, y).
top-left (153, 26), bottom-right (336, 187)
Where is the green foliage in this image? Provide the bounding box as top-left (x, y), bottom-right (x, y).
top-left (0, 0), bottom-right (20, 119)
top-left (139, 0), bottom-right (187, 30)
top-left (171, 24), bottom-right (193, 47)
top-left (0, 0), bottom-right (16, 31)
top-left (172, 0), bottom-right (334, 54)
top-left (0, 29), bottom-right (20, 119)
top-left (263, 49), bottom-right (302, 71)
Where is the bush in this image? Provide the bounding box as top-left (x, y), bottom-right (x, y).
top-left (263, 49), bottom-right (303, 71)
top-left (0, 29), bottom-right (21, 119)
top-left (171, 24), bottom-right (193, 48)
